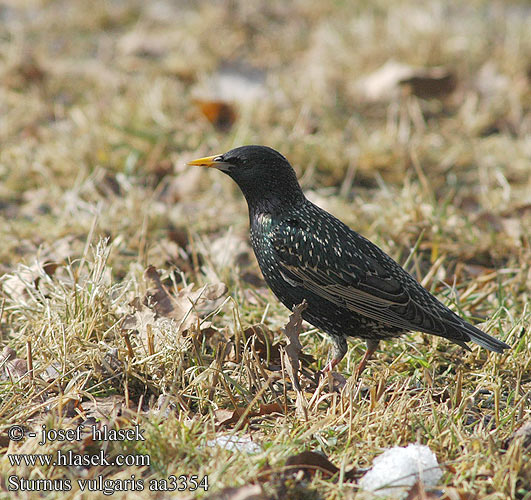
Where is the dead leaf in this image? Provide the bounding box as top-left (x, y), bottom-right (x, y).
top-left (57, 398), bottom-right (83, 418)
top-left (440, 487), bottom-right (478, 500)
top-left (284, 451), bottom-right (347, 481)
top-left (400, 73), bottom-right (457, 99)
top-left (281, 301), bottom-right (307, 392)
top-left (356, 60), bottom-right (456, 101)
top-left (42, 262), bottom-right (60, 277)
top-left (144, 265), bottom-right (175, 317)
top-left (94, 171), bottom-right (122, 198)
top-left (1, 347), bottom-right (16, 363)
top-left (431, 388), bottom-right (451, 404)
top-left (214, 407), bottom-right (254, 429)
top-left (197, 326), bottom-right (233, 352)
top-left (5, 53), bottom-right (46, 89)
top-left (124, 267), bottom-right (228, 350)
top-left (194, 99), bottom-right (237, 131)
top-left (77, 395), bottom-right (129, 421)
top-left (1, 238), bottom-right (74, 304)
top-left (1, 358), bottom-right (28, 382)
top-left (121, 306), bottom-right (156, 332)
top-left (257, 403), bottom-right (284, 416)
top-left (214, 403), bottom-right (282, 430)
top-left (2, 267), bottom-right (41, 303)
top-left (504, 420), bottom-right (531, 450)
top-left (191, 63), bottom-right (267, 131)
top-left (405, 481), bottom-right (441, 500)
top-left (144, 266), bottom-right (227, 321)
top-left (41, 362), bottom-right (62, 383)
top-left (193, 282), bottom-right (228, 312)
top-left (245, 324), bottom-right (280, 364)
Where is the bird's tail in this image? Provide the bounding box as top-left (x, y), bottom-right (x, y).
top-left (462, 322), bottom-right (510, 353)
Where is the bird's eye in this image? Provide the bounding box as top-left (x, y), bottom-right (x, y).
top-left (214, 156), bottom-right (223, 162)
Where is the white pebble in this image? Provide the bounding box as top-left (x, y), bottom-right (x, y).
top-left (359, 444), bottom-right (443, 497)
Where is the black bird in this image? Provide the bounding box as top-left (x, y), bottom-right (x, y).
top-left (188, 145), bottom-right (510, 374)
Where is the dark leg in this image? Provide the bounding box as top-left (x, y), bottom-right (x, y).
top-left (354, 339), bottom-right (379, 378)
top-left (323, 336), bottom-right (347, 373)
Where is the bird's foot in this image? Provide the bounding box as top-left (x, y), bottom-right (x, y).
top-left (314, 358), bottom-right (338, 383)
top-left (326, 371), bottom-right (347, 390)
top-left (323, 357), bottom-right (340, 373)
top-left (313, 357), bottom-right (347, 390)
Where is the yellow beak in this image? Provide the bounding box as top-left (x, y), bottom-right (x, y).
top-left (187, 155), bottom-right (221, 168)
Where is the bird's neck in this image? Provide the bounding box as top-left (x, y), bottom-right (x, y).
top-left (246, 190), bottom-right (306, 221)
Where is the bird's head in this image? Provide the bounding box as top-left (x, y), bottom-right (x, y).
top-left (188, 145), bottom-right (305, 213)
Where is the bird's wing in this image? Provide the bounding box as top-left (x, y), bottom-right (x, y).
top-left (271, 213), bottom-right (466, 338)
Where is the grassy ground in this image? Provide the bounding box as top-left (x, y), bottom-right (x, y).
top-left (0, 0), bottom-right (530, 498)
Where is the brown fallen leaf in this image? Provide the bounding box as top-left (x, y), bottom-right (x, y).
top-left (2, 267), bottom-right (42, 304)
top-left (257, 403), bottom-right (284, 416)
top-left (281, 301), bottom-right (307, 393)
top-left (1, 238), bottom-right (73, 304)
top-left (144, 266), bottom-right (227, 323)
top-left (504, 420), bottom-right (531, 450)
top-left (194, 99), bottom-right (237, 131)
top-left (439, 487), bottom-right (478, 500)
top-left (243, 322), bottom-right (315, 369)
top-left (1, 358), bottom-right (28, 382)
top-left (405, 481), bottom-right (441, 500)
top-left (431, 387), bottom-right (451, 404)
top-left (1, 347), bottom-right (16, 363)
top-left (123, 267), bottom-right (227, 352)
top-left (356, 60), bottom-right (456, 101)
top-left (77, 397), bottom-right (147, 433)
top-left (41, 362), bottom-right (62, 383)
top-left (94, 171), bottom-right (122, 198)
top-left (215, 402), bottom-right (283, 430)
top-left (192, 282), bottom-right (229, 314)
top-left (5, 53), bottom-right (47, 89)
top-left (144, 265), bottom-right (175, 316)
top-left (197, 326), bottom-right (233, 352)
top-left (284, 450), bottom-right (358, 481)
top-left (214, 407), bottom-right (254, 429)
top-left (400, 73), bottom-right (457, 99)
top-left (244, 324), bottom-right (281, 364)
top-left (191, 63), bottom-right (267, 132)
top-left (56, 397), bottom-right (84, 419)
top-left (121, 307), bottom-right (156, 334)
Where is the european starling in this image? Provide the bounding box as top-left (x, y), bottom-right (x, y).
top-left (188, 145), bottom-right (510, 374)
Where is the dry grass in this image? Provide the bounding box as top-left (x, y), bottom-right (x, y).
top-left (0, 0), bottom-right (530, 498)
